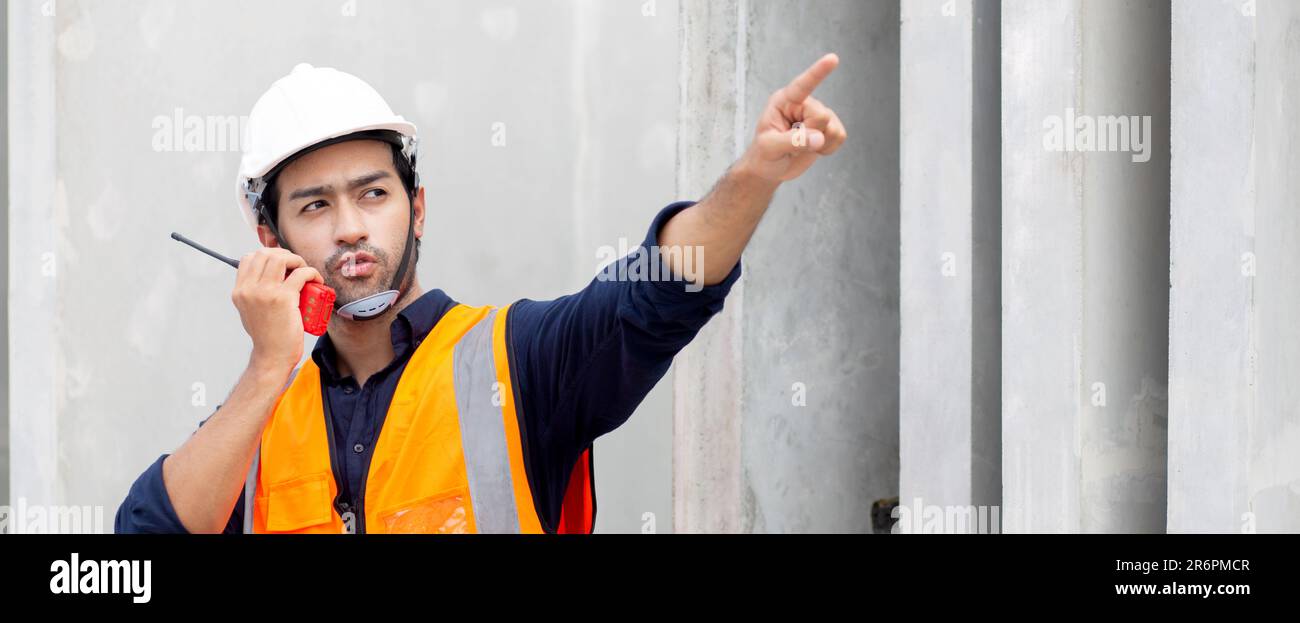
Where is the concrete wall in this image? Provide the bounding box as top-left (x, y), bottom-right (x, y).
top-left (901, 0), bottom-right (1297, 534)
top-left (7, 0), bottom-right (58, 521)
top-left (675, 0), bottom-right (898, 533)
top-left (10, 0), bottom-right (1298, 535)
top-left (8, 0), bottom-right (682, 533)
top-left (0, 0), bottom-right (9, 509)
top-left (1168, 0), bottom-right (1300, 533)
top-left (899, 0), bottom-right (1000, 531)
top-left (1001, 0), bottom-right (1170, 533)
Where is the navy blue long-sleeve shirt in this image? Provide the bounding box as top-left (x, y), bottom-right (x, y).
top-left (115, 200), bottom-right (741, 533)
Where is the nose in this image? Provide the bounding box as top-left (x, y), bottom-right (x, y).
top-left (333, 198), bottom-right (368, 248)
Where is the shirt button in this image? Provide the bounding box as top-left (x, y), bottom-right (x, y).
top-left (343, 385), bottom-right (355, 394)
top-left (353, 443), bottom-right (365, 454)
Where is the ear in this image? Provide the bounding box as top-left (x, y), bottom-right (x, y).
top-left (256, 222), bottom-right (281, 248)
top-left (412, 185), bottom-right (426, 242)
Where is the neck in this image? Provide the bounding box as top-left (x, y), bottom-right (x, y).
top-left (328, 279), bottom-right (424, 387)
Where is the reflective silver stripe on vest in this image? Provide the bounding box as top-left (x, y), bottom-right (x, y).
top-left (452, 309), bottom-right (520, 533)
top-left (242, 449), bottom-right (258, 534)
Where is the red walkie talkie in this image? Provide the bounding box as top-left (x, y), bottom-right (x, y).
top-left (171, 232), bottom-right (336, 336)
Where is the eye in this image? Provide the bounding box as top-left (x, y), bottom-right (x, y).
top-left (363, 188), bottom-right (388, 200)
top-left (301, 200), bottom-right (327, 213)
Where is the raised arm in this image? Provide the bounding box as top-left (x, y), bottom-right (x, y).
top-left (659, 53), bottom-right (848, 286)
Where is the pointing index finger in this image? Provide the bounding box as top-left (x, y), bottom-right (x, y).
top-left (782, 53), bottom-right (840, 105)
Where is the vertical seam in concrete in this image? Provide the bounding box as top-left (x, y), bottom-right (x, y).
top-left (671, 0), bottom-right (684, 532)
top-left (0, 0), bottom-right (8, 509)
top-left (732, 0), bottom-right (749, 533)
top-left (970, 0), bottom-right (1002, 514)
top-left (1071, 0), bottom-right (1086, 534)
top-left (961, 0), bottom-right (977, 512)
top-left (969, 0), bottom-right (979, 516)
top-left (1243, 10), bottom-right (1257, 519)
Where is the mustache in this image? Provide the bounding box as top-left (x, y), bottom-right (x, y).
top-left (325, 243), bottom-right (389, 273)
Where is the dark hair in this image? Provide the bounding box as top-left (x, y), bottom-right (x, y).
top-left (258, 135), bottom-right (421, 262)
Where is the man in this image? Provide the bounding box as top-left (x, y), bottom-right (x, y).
top-left (116, 57), bottom-right (846, 533)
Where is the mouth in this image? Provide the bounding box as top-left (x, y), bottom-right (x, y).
top-left (337, 252), bottom-right (379, 278)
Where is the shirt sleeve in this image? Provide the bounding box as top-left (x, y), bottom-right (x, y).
top-left (114, 407), bottom-right (245, 534)
top-left (113, 453), bottom-right (189, 534)
top-left (506, 200), bottom-right (741, 529)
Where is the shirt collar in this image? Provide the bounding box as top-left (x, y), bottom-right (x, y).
top-left (311, 288), bottom-right (458, 383)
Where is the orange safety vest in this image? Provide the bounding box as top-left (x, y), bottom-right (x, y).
top-left (243, 303), bottom-right (595, 534)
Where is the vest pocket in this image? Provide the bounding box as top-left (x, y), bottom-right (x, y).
top-left (264, 472), bottom-right (334, 533)
top-left (376, 485), bottom-right (474, 534)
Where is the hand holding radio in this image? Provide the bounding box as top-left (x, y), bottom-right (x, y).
top-left (234, 247), bottom-right (328, 367)
top-left (171, 234), bottom-right (337, 368)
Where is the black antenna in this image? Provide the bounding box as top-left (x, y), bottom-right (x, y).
top-left (171, 232), bottom-right (240, 269)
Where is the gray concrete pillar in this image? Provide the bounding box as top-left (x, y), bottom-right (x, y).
top-left (1168, 0), bottom-right (1300, 533)
top-left (898, 0), bottom-right (1001, 532)
top-left (673, 0), bottom-right (748, 534)
top-left (1001, 0), bottom-right (1170, 533)
top-left (674, 0), bottom-right (899, 533)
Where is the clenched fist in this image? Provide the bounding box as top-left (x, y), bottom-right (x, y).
top-left (738, 53), bottom-right (848, 183)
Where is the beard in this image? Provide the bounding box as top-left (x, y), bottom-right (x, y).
top-left (321, 240), bottom-right (411, 309)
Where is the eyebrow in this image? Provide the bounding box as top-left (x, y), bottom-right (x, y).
top-left (287, 170), bottom-right (393, 202)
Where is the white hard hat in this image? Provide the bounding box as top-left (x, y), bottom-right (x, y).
top-left (235, 63), bottom-right (418, 235)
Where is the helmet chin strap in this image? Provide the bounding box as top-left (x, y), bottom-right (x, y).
top-left (258, 198), bottom-right (416, 323)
